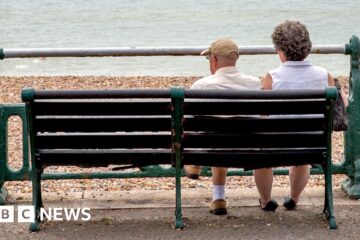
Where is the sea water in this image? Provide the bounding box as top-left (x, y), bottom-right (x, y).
top-left (1, 0), bottom-right (359, 77)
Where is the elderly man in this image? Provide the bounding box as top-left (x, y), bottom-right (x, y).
top-left (184, 38), bottom-right (261, 215)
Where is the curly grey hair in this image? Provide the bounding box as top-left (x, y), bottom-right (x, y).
top-left (271, 21), bottom-right (312, 61)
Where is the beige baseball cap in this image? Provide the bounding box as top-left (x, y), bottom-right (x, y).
top-left (201, 38), bottom-right (239, 60)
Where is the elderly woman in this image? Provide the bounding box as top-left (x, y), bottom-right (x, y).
top-left (255, 20), bottom-right (335, 211)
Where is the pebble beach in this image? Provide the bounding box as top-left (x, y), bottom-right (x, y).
top-left (0, 75), bottom-right (349, 196)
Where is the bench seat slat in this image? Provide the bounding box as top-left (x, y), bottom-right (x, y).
top-left (36, 133), bottom-right (172, 149)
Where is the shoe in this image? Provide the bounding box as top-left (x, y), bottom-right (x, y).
top-left (183, 165), bottom-right (201, 179)
top-left (259, 199), bottom-right (278, 212)
top-left (283, 196), bottom-right (297, 210)
top-left (209, 199), bottom-right (227, 215)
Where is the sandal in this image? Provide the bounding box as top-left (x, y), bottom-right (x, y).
top-left (259, 199), bottom-right (278, 212)
top-left (283, 196), bottom-right (297, 210)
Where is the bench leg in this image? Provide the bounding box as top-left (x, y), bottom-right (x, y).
top-left (341, 158), bottom-right (360, 199)
top-left (174, 156), bottom-right (184, 229)
top-left (0, 184), bottom-right (7, 205)
top-left (29, 168), bottom-right (43, 232)
top-left (323, 164), bottom-right (337, 229)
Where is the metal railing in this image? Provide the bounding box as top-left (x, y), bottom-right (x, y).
top-left (0, 45), bottom-right (345, 59)
top-left (1, 36), bottom-right (359, 203)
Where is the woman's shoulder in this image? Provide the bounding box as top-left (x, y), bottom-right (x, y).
top-left (310, 65), bottom-right (328, 74)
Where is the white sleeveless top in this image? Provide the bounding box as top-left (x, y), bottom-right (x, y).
top-left (269, 61), bottom-right (328, 90)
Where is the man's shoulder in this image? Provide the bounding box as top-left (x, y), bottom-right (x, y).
top-left (238, 72), bottom-right (260, 81)
top-left (190, 75), bottom-right (214, 89)
top-left (235, 73), bottom-right (261, 89)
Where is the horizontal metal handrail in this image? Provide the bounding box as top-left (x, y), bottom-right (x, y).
top-left (2, 44), bottom-right (345, 58)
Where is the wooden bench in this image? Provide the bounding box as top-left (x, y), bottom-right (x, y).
top-left (22, 87), bottom-right (338, 231)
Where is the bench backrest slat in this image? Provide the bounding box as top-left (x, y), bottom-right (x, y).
top-left (36, 134), bottom-right (172, 149)
top-left (183, 100), bottom-right (327, 115)
top-left (38, 149), bottom-right (172, 167)
top-left (183, 116), bottom-right (325, 132)
top-left (34, 117), bottom-right (171, 132)
top-left (182, 132), bottom-right (326, 148)
top-left (33, 101), bottom-right (172, 116)
top-left (182, 149), bottom-right (326, 169)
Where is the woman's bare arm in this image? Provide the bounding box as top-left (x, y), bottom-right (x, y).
top-left (262, 73), bottom-right (273, 90)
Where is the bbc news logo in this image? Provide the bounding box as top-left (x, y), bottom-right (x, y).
top-left (0, 206), bottom-right (91, 223)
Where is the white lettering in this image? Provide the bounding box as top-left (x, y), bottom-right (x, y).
top-left (0, 206), bottom-right (14, 222)
top-left (40, 208), bottom-right (51, 221)
top-left (81, 208), bottom-right (91, 221)
top-left (64, 208), bottom-right (81, 221)
top-left (18, 206), bottom-right (35, 223)
top-left (0, 206), bottom-right (91, 222)
top-left (1, 209), bottom-right (9, 219)
top-left (53, 208), bottom-right (63, 221)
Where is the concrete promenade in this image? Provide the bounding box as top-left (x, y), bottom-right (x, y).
top-left (1, 186), bottom-right (359, 240)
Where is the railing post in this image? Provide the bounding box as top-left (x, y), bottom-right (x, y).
top-left (0, 48), bottom-right (4, 60)
top-left (0, 104), bottom-right (32, 204)
top-left (0, 104), bottom-right (8, 204)
top-left (342, 35), bottom-right (360, 199)
top-left (171, 87), bottom-right (185, 229)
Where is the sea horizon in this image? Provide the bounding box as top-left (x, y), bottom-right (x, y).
top-left (1, 0), bottom-right (359, 77)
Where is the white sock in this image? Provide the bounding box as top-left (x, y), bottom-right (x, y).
top-left (212, 184), bottom-right (225, 201)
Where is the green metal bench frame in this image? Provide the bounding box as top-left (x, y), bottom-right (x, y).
top-left (20, 87), bottom-right (337, 231)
